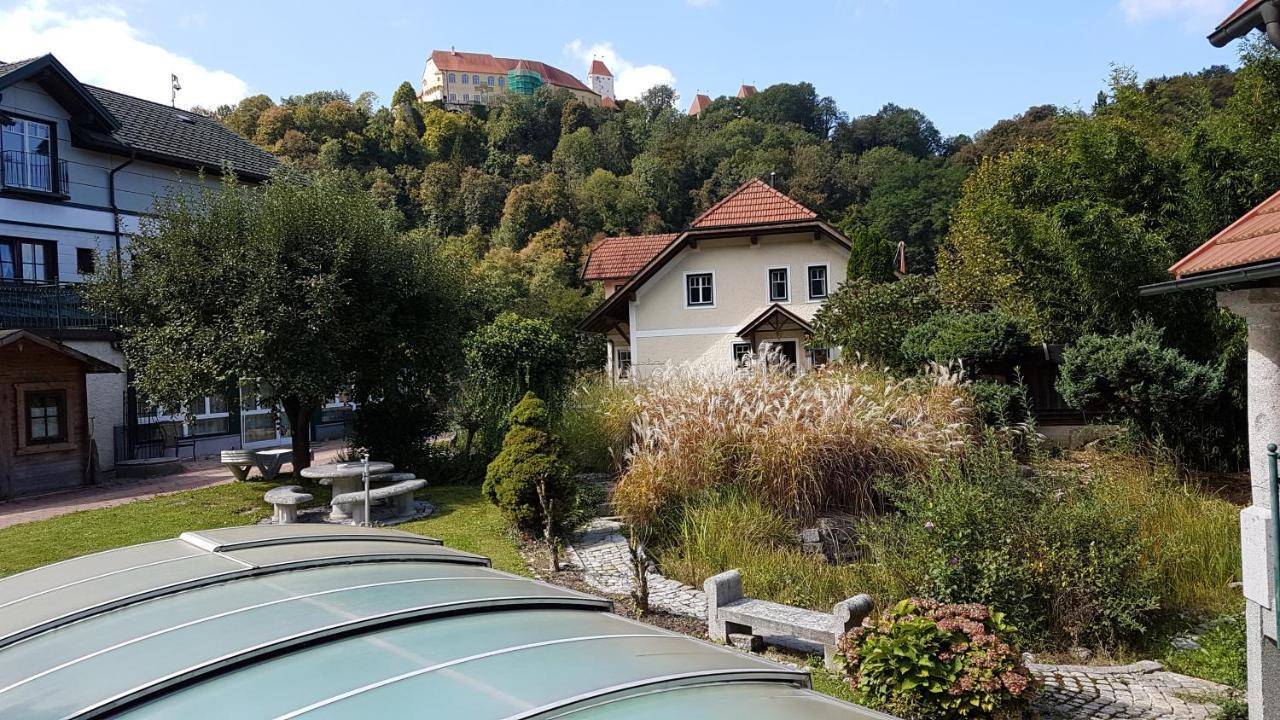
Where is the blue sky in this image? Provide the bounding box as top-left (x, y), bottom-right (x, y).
top-left (0, 0), bottom-right (1252, 137)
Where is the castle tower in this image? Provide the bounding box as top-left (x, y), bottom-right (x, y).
top-left (507, 59), bottom-right (543, 96)
top-left (588, 58), bottom-right (615, 101)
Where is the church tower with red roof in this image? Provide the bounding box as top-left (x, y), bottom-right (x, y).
top-left (588, 58), bottom-right (614, 102)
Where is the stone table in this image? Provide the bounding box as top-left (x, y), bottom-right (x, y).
top-left (299, 461), bottom-right (393, 522)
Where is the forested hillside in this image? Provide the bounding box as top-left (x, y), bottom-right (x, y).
top-left (206, 38), bottom-right (1280, 468)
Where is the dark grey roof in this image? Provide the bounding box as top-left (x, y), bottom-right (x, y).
top-left (84, 84), bottom-right (277, 180)
top-left (0, 54), bottom-right (276, 180)
top-left (0, 57), bottom-right (41, 78)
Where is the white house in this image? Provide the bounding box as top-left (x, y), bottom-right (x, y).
top-left (580, 179), bottom-right (850, 377)
top-left (0, 55), bottom-right (348, 495)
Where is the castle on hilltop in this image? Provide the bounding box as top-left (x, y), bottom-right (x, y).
top-left (419, 49), bottom-right (617, 109)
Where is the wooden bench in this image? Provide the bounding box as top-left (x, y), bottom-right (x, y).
top-left (704, 569), bottom-right (873, 669)
top-left (331, 479), bottom-right (426, 525)
top-left (264, 485), bottom-right (314, 524)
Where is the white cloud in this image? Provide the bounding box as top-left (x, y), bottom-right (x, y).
top-left (564, 40), bottom-right (677, 101)
top-left (1118, 0), bottom-right (1236, 24)
top-left (0, 0), bottom-right (249, 109)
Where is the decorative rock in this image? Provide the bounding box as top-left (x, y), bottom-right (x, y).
top-left (728, 633), bottom-right (764, 652)
top-left (1171, 635), bottom-right (1202, 651)
top-left (1069, 646), bottom-right (1093, 662)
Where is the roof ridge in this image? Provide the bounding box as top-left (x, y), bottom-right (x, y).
top-left (83, 83), bottom-right (204, 115)
top-left (689, 177), bottom-right (817, 228)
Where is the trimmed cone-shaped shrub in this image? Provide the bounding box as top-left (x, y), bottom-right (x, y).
top-left (484, 392), bottom-right (574, 537)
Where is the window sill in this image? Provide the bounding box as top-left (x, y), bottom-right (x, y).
top-left (16, 440), bottom-right (77, 456)
top-left (1, 186), bottom-right (70, 202)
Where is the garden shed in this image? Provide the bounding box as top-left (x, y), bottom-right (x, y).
top-left (0, 524), bottom-right (890, 719)
top-left (0, 329), bottom-right (119, 497)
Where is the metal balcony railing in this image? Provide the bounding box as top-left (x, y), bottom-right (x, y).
top-left (0, 281), bottom-right (114, 331)
top-left (1, 151), bottom-right (69, 195)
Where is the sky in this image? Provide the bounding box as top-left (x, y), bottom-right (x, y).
top-left (0, 0), bottom-right (1255, 137)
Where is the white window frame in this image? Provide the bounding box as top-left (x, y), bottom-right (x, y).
top-left (448, 73), bottom-right (456, 83)
top-left (683, 271), bottom-right (716, 308)
top-left (2, 117), bottom-right (54, 192)
top-left (807, 263), bottom-right (830, 301)
top-left (767, 266), bottom-right (790, 303)
top-left (809, 346), bottom-right (831, 368)
top-left (616, 348), bottom-right (632, 379)
top-left (472, 74), bottom-right (480, 84)
top-left (732, 342), bottom-right (752, 366)
top-left (461, 74), bottom-right (469, 84)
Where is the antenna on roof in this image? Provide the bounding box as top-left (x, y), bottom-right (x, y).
top-left (170, 73), bottom-right (181, 108)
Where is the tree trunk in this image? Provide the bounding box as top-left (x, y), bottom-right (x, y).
top-left (282, 395), bottom-right (313, 472)
top-left (461, 427), bottom-right (475, 483)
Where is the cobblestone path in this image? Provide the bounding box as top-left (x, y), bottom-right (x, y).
top-left (1030, 660), bottom-right (1233, 719)
top-left (565, 519), bottom-right (706, 618)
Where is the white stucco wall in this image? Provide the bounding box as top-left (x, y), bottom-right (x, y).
top-left (59, 339), bottom-right (125, 471)
top-left (624, 231), bottom-right (847, 375)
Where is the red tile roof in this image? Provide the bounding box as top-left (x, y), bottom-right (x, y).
top-left (582, 234), bottom-right (679, 280)
top-left (1217, 0), bottom-right (1263, 29)
top-left (737, 84), bottom-right (757, 98)
top-left (589, 59), bottom-right (612, 77)
top-left (429, 50), bottom-right (593, 93)
top-left (688, 94), bottom-right (712, 116)
top-left (690, 178), bottom-right (819, 229)
top-left (600, 96), bottom-right (618, 110)
top-left (1171, 188), bottom-right (1280, 277)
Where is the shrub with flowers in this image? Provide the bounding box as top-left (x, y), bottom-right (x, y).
top-left (837, 598), bottom-right (1035, 719)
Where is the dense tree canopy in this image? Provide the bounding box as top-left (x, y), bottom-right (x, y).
top-left (202, 43), bottom-right (1280, 468)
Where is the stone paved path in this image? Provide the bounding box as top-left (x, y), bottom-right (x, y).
top-left (565, 519), bottom-right (706, 618)
top-left (1030, 660), bottom-right (1232, 719)
top-left (0, 443), bottom-right (343, 529)
top-left (566, 519), bottom-right (1233, 720)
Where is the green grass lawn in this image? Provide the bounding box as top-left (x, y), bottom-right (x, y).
top-left (0, 480), bottom-right (526, 578)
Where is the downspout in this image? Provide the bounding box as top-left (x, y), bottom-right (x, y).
top-left (107, 152), bottom-right (135, 283)
top-left (1263, 1), bottom-right (1280, 50)
top-left (107, 152), bottom-right (135, 458)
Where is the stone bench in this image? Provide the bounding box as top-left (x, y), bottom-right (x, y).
top-left (704, 569), bottom-right (873, 670)
top-left (221, 450), bottom-right (257, 481)
top-left (221, 448), bottom-right (303, 482)
top-left (264, 485), bottom-right (314, 524)
top-left (252, 448), bottom-right (295, 481)
top-left (331, 479), bottom-right (426, 525)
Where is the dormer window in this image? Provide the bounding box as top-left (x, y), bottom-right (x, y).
top-left (1, 118), bottom-right (58, 194)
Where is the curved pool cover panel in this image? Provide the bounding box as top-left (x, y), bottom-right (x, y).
top-left (0, 524), bottom-right (891, 719)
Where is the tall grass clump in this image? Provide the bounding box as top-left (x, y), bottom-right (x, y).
top-left (553, 375), bottom-right (639, 474)
top-left (613, 361), bottom-right (973, 525)
top-left (654, 488), bottom-right (901, 609)
top-left (1070, 450), bottom-right (1241, 612)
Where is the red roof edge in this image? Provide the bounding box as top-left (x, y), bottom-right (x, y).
top-left (1217, 0), bottom-right (1264, 30)
top-left (1169, 186), bottom-right (1280, 277)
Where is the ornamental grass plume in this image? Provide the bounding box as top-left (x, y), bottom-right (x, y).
top-left (611, 360), bottom-right (973, 525)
